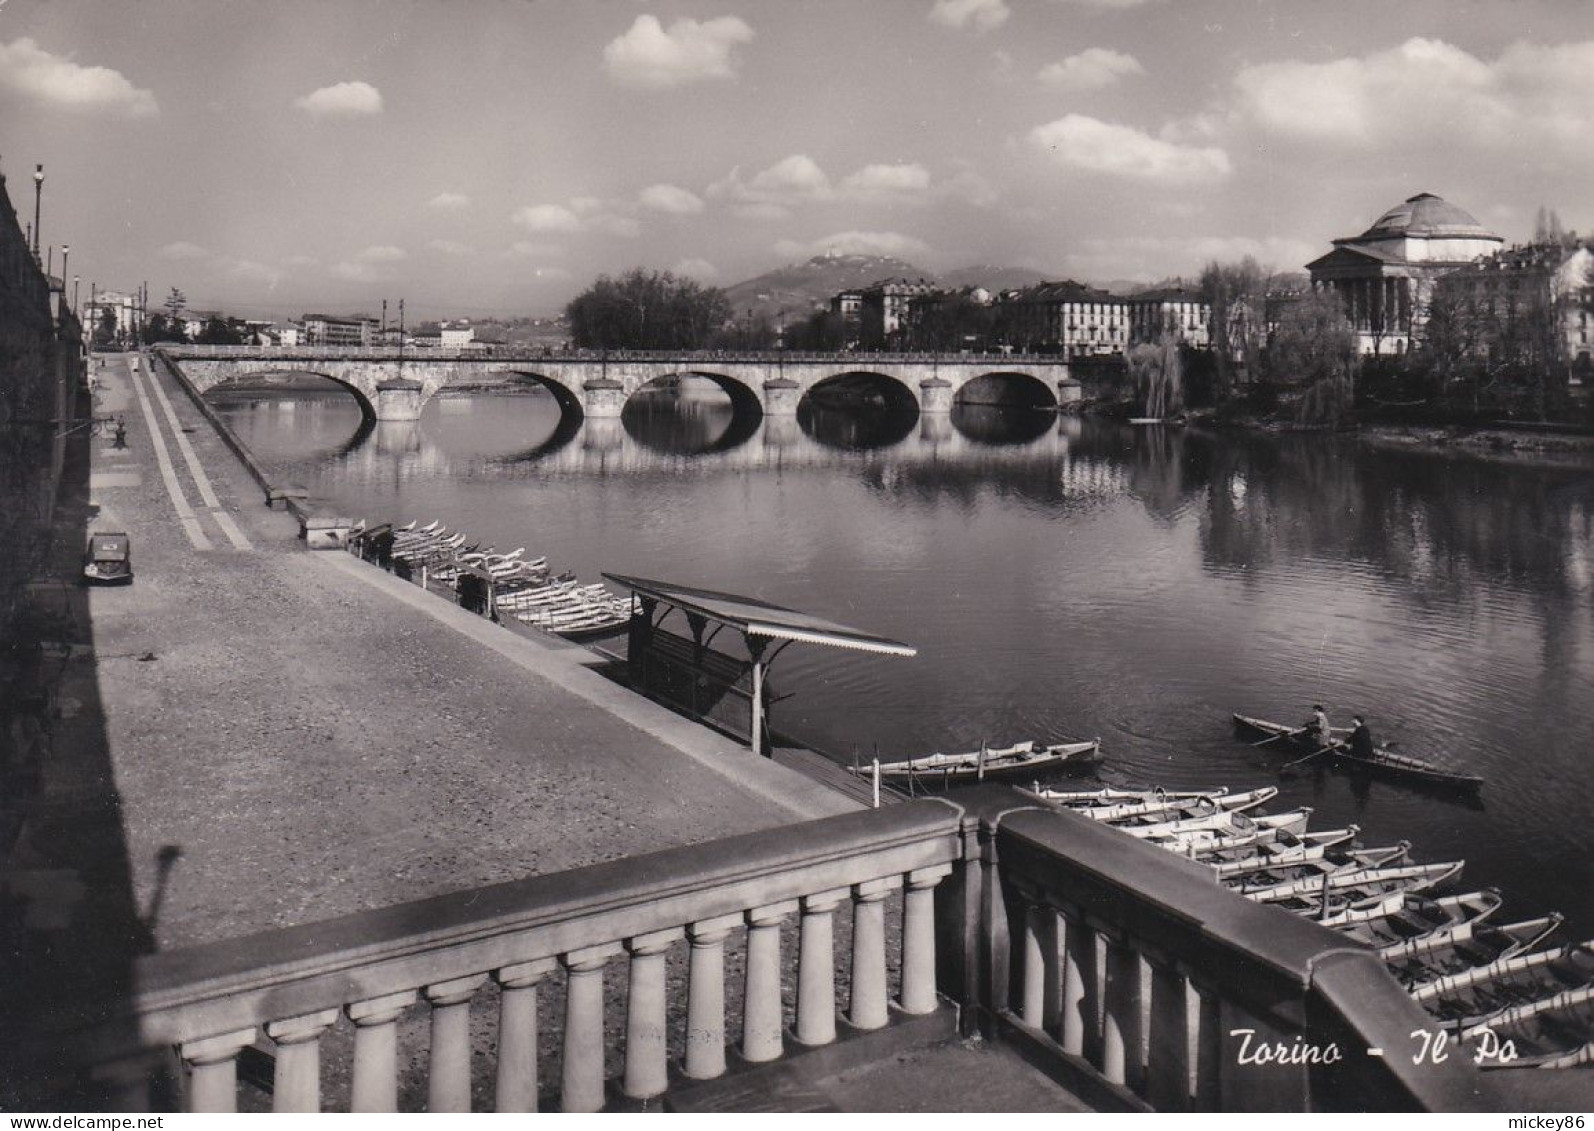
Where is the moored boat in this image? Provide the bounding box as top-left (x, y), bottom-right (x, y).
top-left (1218, 841), bottom-right (1410, 888)
top-left (1043, 785), bottom-right (1278, 824)
top-left (1329, 889), bottom-right (1504, 947)
top-left (1382, 914), bottom-right (1565, 991)
top-left (1240, 859), bottom-right (1464, 908)
top-left (1413, 941), bottom-right (1594, 1031)
top-left (857, 738), bottom-right (1102, 781)
top-left (1232, 712), bottom-right (1484, 792)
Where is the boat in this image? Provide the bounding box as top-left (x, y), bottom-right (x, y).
top-left (1218, 841), bottom-right (1409, 887)
top-left (1121, 806), bottom-right (1311, 842)
top-left (1459, 984), bottom-right (1594, 1069)
top-left (1232, 713), bottom-right (1484, 792)
top-left (1036, 785), bottom-right (1226, 806)
top-left (1413, 941), bottom-right (1594, 1031)
top-left (857, 738), bottom-right (1102, 781)
top-left (1041, 785), bottom-right (1279, 824)
top-left (1382, 914), bottom-right (1565, 992)
top-left (1330, 889), bottom-right (1504, 947)
top-left (1239, 859), bottom-right (1464, 908)
top-left (1199, 826), bottom-right (1362, 875)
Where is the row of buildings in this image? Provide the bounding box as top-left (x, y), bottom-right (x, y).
top-left (80, 297), bottom-right (486, 350)
top-left (828, 193), bottom-right (1593, 374)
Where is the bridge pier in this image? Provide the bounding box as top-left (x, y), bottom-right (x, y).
top-left (918, 377), bottom-right (953, 414)
top-left (582, 378), bottom-right (626, 419)
top-left (762, 377), bottom-right (801, 416)
top-left (919, 412), bottom-right (953, 446)
top-left (1057, 373), bottom-right (1083, 409)
top-left (373, 378), bottom-right (426, 422)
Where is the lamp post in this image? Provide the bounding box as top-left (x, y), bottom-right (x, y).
top-left (61, 244), bottom-right (70, 297)
top-left (73, 275), bottom-right (80, 312)
top-left (32, 164), bottom-right (43, 259)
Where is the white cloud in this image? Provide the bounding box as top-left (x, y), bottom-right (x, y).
top-left (672, 258), bottom-right (720, 280)
top-left (428, 239), bottom-right (473, 256)
top-left (505, 240), bottom-right (562, 259)
top-left (938, 161), bottom-right (1001, 207)
top-left (330, 261), bottom-right (382, 282)
top-left (293, 80), bottom-right (382, 118)
top-left (426, 192), bottom-right (470, 210)
top-left (639, 183), bottom-right (706, 214)
top-left (512, 204), bottom-right (583, 233)
top-left (708, 155), bottom-right (833, 218)
top-left (1049, 0), bottom-right (1164, 8)
top-left (0, 37), bottom-right (158, 118)
top-left (1028, 114), bottom-right (1230, 184)
top-left (1038, 47), bottom-right (1144, 92)
top-left (603, 15), bottom-right (754, 89)
top-left (774, 230), bottom-right (932, 261)
top-left (226, 259), bottom-right (282, 287)
top-left (929, 0), bottom-right (1010, 33)
top-left (1234, 37), bottom-right (1594, 154)
top-left (1067, 234), bottom-right (1320, 279)
top-left (356, 245), bottom-right (406, 263)
top-left (158, 241), bottom-right (210, 261)
top-left (330, 245), bottom-right (406, 282)
top-left (840, 163), bottom-right (933, 201)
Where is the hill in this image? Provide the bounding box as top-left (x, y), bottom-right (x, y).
top-left (722, 255), bottom-right (1064, 323)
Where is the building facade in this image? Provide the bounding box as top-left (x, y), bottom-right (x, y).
top-left (996, 281), bottom-right (1129, 358)
top-left (1435, 242), bottom-right (1594, 381)
top-left (1306, 192), bottom-right (1504, 356)
top-left (1125, 286), bottom-right (1210, 348)
top-left (303, 314), bottom-right (375, 347)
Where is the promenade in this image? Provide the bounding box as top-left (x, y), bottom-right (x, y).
top-left (11, 352), bottom-right (852, 964)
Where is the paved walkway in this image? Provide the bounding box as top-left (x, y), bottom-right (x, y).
top-left (21, 352), bottom-right (854, 956)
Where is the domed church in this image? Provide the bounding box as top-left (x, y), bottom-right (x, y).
top-left (1307, 193), bottom-right (1504, 355)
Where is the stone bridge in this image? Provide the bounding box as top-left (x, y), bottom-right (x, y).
top-left (157, 345), bottom-right (1082, 422)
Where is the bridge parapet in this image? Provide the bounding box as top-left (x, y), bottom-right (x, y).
top-left (41, 787), bottom-right (1488, 1113)
top-left (162, 344), bottom-right (1075, 366)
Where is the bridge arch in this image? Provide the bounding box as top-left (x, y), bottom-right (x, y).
top-left (622, 371), bottom-right (764, 455)
top-left (799, 370), bottom-right (920, 414)
top-left (953, 371), bottom-right (1059, 410)
top-left (200, 367), bottom-right (379, 422)
top-left (799, 371), bottom-right (920, 450)
top-left (496, 370), bottom-right (585, 421)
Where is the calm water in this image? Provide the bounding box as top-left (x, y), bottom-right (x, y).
top-left (213, 385), bottom-right (1594, 935)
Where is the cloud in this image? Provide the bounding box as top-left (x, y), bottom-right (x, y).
top-left (158, 241), bottom-right (211, 261)
top-left (505, 240), bottom-right (562, 259)
top-left (773, 230), bottom-right (932, 261)
top-left (1028, 114), bottom-right (1230, 184)
top-left (330, 245), bottom-right (406, 282)
top-left (929, 0), bottom-right (1010, 32)
top-left (1049, 0), bottom-right (1165, 7)
top-left (672, 258), bottom-right (719, 280)
top-left (1066, 234), bottom-right (1320, 279)
top-left (294, 80), bottom-right (382, 118)
top-left (708, 155), bottom-right (833, 218)
top-left (603, 15), bottom-right (754, 89)
top-left (639, 183), bottom-right (706, 214)
top-left (840, 163), bottom-right (933, 201)
top-left (226, 259), bottom-right (282, 287)
top-left (1233, 37), bottom-right (1594, 154)
top-left (356, 245), bottom-right (406, 263)
top-left (512, 204), bottom-right (583, 233)
top-left (1038, 48), bottom-right (1144, 92)
top-left (428, 239), bottom-right (473, 256)
top-left (426, 192), bottom-right (470, 210)
top-left (0, 37), bottom-right (158, 118)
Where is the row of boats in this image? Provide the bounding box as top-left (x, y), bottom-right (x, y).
top-left (1030, 781), bottom-right (1591, 1070)
top-left (350, 519), bottom-right (636, 640)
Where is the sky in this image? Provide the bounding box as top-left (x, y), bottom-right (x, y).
top-left (3, 0), bottom-right (1593, 320)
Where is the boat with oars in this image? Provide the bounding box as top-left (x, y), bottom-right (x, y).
top-left (1382, 913), bottom-right (1565, 992)
top-left (1413, 941), bottom-right (1594, 1032)
top-left (1459, 984), bottom-right (1594, 1069)
top-left (1233, 712), bottom-right (1485, 792)
top-left (858, 737), bottom-right (1102, 782)
top-left (1031, 784), bottom-right (1278, 824)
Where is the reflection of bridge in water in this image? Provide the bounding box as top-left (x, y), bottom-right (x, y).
top-left (162, 344), bottom-right (1087, 422)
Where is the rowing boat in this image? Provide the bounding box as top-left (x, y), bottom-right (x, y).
top-left (1382, 914), bottom-right (1565, 992)
top-left (1232, 713), bottom-right (1484, 792)
top-left (1239, 859), bottom-right (1463, 908)
top-left (1039, 785), bottom-right (1279, 824)
top-left (1413, 941), bottom-right (1594, 1031)
top-left (1121, 806), bottom-right (1310, 841)
top-left (1036, 785), bottom-right (1226, 806)
top-left (1459, 984), bottom-right (1594, 1069)
top-left (858, 738), bottom-right (1101, 780)
top-left (1199, 827), bottom-right (1362, 875)
top-left (1217, 840), bottom-right (1409, 887)
top-left (1329, 889), bottom-right (1503, 946)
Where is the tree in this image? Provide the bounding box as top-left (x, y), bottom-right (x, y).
top-left (1127, 336), bottom-right (1184, 418)
top-left (1264, 289), bottom-right (1359, 426)
top-left (93, 306), bottom-right (118, 348)
top-left (163, 287), bottom-right (187, 324)
top-left (565, 269), bottom-right (732, 350)
top-left (1199, 257), bottom-right (1267, 399)
top-left (197, 316), bottom-right (242, 345)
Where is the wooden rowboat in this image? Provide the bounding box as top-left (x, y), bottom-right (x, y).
top-left (857, 738), bottom-right (1101, 781)
top-left (1240, 859), bottom-right (1464, 908)
top-left (1199, 827), bottom-right (1362, 875)
top-left (1218, 841), bottom-right (1410, 888)
top-left (1460, 984), bottom-right (1594, 1069)
top-left (1040, 786), bottom-right (1279, 824)
top-left (1382, 914), bottom-right (1565, 992)
top-left (1232, 713), bottom-right (1484, 792)
top-left (1414, 941), bottom-right (1594, 1031)
top-left (1329, 889), bottom-right (1503, 946)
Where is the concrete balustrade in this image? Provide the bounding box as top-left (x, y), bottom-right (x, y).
top-left (46, 789), bottom-right (1491, 1114)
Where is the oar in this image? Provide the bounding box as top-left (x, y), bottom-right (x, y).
top-left (1278, 745), bottom-right (1336, 778)
top-left (1251, 727), bottom-right (1307, 748)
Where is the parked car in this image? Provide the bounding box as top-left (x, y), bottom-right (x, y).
top-left (84, 532), bottom-right (133, 584)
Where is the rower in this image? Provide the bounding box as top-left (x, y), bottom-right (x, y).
top-left (1303, 703), bottom-right (1331, 745)
top-left (1349, 715), bottom-right (1376, 759)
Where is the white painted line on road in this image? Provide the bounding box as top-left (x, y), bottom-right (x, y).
top-left (129, 364), bottom-right (213, 551)
top-left (144, 361), bottom-right (253, 551)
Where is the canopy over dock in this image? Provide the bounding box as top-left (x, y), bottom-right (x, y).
top-left (604, 574), bottom-right (916, 754)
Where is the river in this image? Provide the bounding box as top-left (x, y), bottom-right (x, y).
top-left (211, 382), bottom-right (1594, 937)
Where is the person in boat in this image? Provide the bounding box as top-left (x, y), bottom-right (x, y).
top-left (1302, 704), bottom-right (1331, 746)
top-left (1349, 715), bottom-right (1376, 759)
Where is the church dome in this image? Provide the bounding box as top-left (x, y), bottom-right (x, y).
top-left (1359, 193), bottom-right (1498, 241)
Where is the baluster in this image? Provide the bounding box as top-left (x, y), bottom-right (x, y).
top-left (623, 928), bottom-right (683, 1101)
top-left (900, 864), bottom-right (951, 1015)
top-left (560, 942), bottom-right (622, 1112)
top-left (425, 974), bottom-right (485, 1112)
top-left (347, 990), bottom-right (417, 1112)
top-left (1192, 982), bottom-right (1222, 1112)
top-left (1101, 928), bottom-right (1144, 1090)
top-left (1145, 955), bottom-right (1189, 1111)
top-left (850, 877), bottom-right (899, 1031)
top-left (494, 958), bottom-right (557, 1112)
top-left (179, 1028), bottom-right (255, 1114)
top-left (684, 914), bottom-right (741, 1080)
top-left (1016, 883), bottom-right (1048, 1028)
top-left (1060, 908), bottom-right (1098, 1060)
top-left (265, 1009), bottom-right (339, 1113)
top-left (796, 889), bottom-right (848, 1046)
top-left (742, 901), bottom-right (797, 1062)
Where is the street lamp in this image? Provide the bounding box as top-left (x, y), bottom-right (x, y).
top-left (61, 244), bottom-right (70, 294)
top-left (73, 275), bottom-right (80, 312)
top-left (32, 164), bottom-right (42, 259)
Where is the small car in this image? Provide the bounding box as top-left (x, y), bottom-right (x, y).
top-left (84, 531), bottom-right (133, 584)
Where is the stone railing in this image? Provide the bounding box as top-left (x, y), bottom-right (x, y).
top-left (47, 800), bottom-right (962, 1113)
top-left (37, 788), bottom-right (1494, 1112)
top-left (957, 787), bottom-right (1493, 1113)
top-left (158, 343), bottom-right (1068, 366)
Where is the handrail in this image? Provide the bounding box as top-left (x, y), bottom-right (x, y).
top-left (158, 344), bottom-right (1075, 365)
